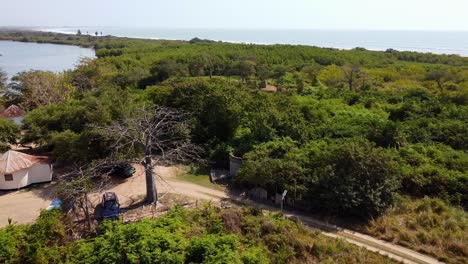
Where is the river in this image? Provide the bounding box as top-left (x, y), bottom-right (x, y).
top-left (0, 40), bottom-right (95, 79)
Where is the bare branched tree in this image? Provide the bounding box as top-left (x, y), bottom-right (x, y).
top-left (95, 106), bottom-right (201, 204)
top-left (55, 159), bottom-right (113, 231)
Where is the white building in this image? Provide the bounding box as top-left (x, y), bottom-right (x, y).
top-left (0, 150), bottom-right (52, 190)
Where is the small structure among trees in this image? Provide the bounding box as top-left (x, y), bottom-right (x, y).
top-left (0, 150), bottom-right (52, 190)
top-left (1, 104), bottom-right (25, 124)
top-left (259, 81), bottom-right (277, 93)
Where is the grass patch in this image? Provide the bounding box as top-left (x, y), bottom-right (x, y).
top-left (360, 197), bottom-right (467, 264)
top-left (175, 173), bottom-right (225, 191)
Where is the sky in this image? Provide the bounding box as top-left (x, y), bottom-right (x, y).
top-left (1, 0), bottom-right (468, 31)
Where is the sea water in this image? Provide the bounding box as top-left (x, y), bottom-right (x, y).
top-left (42, 27), bottom-right (468, 56)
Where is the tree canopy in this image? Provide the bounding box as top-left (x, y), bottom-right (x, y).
top-left (1, 31), bottom-right (466, 216)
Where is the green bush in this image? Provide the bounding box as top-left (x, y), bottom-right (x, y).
top-left (0, 118), bottom-right (19, 150)
top-left (0, 206), bottom-right (394, 263)
top-left (239, 138), bottom-right (400, 218)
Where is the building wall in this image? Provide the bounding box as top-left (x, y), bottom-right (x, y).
top-left (0, 164), bottom-right (52, 190)
top-left (29, 164), bottom-right (52, 184)
top-left (229, 156), bottom-right (243, 177)
top-left (0, 169), bottom-right (29, 190)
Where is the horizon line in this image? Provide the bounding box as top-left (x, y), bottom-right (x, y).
top-left (2, 25), bottom-right (468, 33)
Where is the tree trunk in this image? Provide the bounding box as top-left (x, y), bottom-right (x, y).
top-left (437, 80), bottom-right (443, 91)
top-left (144, 156), bottom-right (157, 203)
top-left (144, 143), bottom-right (158, 203)
top-left (81, 196), bottom-right (91, 231)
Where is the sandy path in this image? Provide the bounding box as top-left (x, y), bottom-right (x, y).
top-left (154, 166), bottom-right (226, 200)
top-left (0, 188), bottom-right (52, 227)
top-left (151, 166), bottom-right (443, 264)
top-left (0, 164), bottom-right (443, 264)
top-left (90, 165), bottom-right (226, 206)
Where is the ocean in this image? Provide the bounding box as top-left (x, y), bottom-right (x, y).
top-left (0, 40), bottom-right (95, 78)
top-left (41, 27), bottom-right (468, 56)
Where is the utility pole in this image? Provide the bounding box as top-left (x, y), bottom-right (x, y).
top-left (281, 190), bottom-right (288, 213)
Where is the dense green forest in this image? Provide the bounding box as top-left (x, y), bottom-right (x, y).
top-left (1, 31), bottom-right (467, 212)
top-left (0, 31), bottom-right (467, 262)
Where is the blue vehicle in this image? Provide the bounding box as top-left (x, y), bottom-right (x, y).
top-left (46, 199), bottom-right (62, 211)
top-left (101, 192), bottom-right (120, 219)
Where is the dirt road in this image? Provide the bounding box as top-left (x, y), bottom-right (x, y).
top-left (0, 165), bottom-right (443, 264)
top-left (0, 187), bottom-right (52, 227)
top-left (152, 166), bottom-right (443, 264)
top-left (90, 165), bottom-right (226, 206)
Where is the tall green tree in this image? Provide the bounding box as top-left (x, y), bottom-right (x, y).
top-left (312, 140), bottom-right (399, 217)
top-left (341, 63), bottom-right (361, 91)
top-left (0, 68), bottom-right (7, 95)
top-left (10, 70), bottom-right (74, 110)
top-left (0, 119), bottom-right (19, 151)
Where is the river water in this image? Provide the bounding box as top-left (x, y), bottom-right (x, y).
top-left (0, 40), bottom-right (95, 79)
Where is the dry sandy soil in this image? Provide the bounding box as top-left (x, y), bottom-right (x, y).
top-left (0, 165), bottom-right (225, 227)
top-left (0, 187), bottom-right (53, 227)
top-left (91, 165), bottom-right (226, 205)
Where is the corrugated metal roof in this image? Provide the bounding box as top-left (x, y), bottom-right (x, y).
top-left (0, 150), bottom-right (49, 174)
top-left (1, 105), bottom-right (25, 118)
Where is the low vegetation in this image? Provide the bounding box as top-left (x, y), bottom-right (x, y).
top-left (176, 172), bottom-right (225, 191)
top-left (0, 206), bottom-right (396, 263)
top-left (362, 197), bottom-right (467, 263)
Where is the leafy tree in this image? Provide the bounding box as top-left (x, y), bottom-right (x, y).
top-left (311, 140), bottom-right (400, 217)
top-left (0, 119), bottom-right (19, 151)
top-left (0, 68), bottom-right (7, 94)
top-left (235, 60), bottom-right (256, 82)
top-left (238, 138), bottom-right (305, 197)
top-left (256, 64), bottom-right (273, 82)
top-left (151, 59), bottom-right (188, 83)
top-left (9, 70), bottom-right (74, 110)
top-left (301, 64), bottom-right (321, 85)
top-left (426, 67), bottom-right (453, 90)
top-left (317, 64), bottom-right (345, 88)
top-left (341, 63), bottom-right (361, 91)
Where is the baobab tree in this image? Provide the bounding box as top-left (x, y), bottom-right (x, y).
top-left (97, 106), bottom-right (200, 204)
